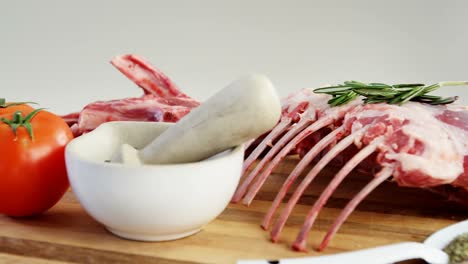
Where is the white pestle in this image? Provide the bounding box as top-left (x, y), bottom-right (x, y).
top-left (111, 74), bottom-right (282, 165)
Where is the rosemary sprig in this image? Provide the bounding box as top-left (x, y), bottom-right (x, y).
top-left (313, 81), bottom-right (467, 107)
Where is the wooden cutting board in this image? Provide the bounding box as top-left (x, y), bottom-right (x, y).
top-left (0, 157), bottom-right (466, 264)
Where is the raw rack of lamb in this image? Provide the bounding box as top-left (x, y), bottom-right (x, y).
top-left (232, 85), bottom-right (468, 251)
top-left (61, 54), bottom-right (199, 137)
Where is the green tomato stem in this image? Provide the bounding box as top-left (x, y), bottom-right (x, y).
top-left (0, 98), bottom-right (38, 108)
top-left (0, 108), bottom-right (44, 140)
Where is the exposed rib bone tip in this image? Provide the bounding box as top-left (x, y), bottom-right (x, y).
top-left (270, 236), bottom-right (279, 243)
top-left (261, 219), bottom-right (271, 230)
top-left (317, 242), bottom-right (328, 252)
top-left (292, 241), bottom-right (308, 252)
top-left (242, 197), bottom-right (253, 206)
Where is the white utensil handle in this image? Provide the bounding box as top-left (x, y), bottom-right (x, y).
top-left (237, 242), bottom-right (448, 264)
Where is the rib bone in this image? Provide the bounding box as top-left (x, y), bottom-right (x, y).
top-left (318, 166), bottom-right (394, 251)
top-left (292, 136), bottom-right (384, 251)
top-left (242, 117), bottom-right (292, 175)
top-left (261, 126), bottom-right (345, 229)
top-left (232, 114), bottom-right (314, 202)
top-left (110, 54), bottom-right (190, 98)
top-left (242, 116), bottom-right (336, 205)
top-left (270, 126), bottom-right (369, 242)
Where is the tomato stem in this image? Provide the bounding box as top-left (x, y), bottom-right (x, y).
top-left (0, 108), bottom-right (44, 140)
top-left (0, 98), bottom-right (38, 108)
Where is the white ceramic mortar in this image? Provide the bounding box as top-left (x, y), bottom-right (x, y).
top-left (65, 121), bottom-right (244, 241)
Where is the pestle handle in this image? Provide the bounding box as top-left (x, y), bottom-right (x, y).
top-left (139, 74), bottom-right (281, 164)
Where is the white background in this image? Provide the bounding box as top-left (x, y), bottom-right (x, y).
top-left (1, 0), bottom-right (467, 114)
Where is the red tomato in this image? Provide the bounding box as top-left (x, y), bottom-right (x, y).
top-left (0, 106), bottom-right (73, 216)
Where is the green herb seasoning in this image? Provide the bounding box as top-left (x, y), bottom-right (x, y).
top-left (313, 81), bottom-right (467, 107)
top-left (444, 233), bottom-right (468, 264)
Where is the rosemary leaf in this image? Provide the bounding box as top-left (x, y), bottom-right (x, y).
top-left (429, 96), bottom-right (459, 105)
top-left (353, 88), bottom-right (398, 97)
top-left (344, 80), bottom-right (368, 88)
top-left (313, 85), bottom-right (350, 94)
top-left (418, 94), bottom-right (442, 100)
top-left (368, 83), bottom-right (392, 88)
top-left (363, 97), bottom-right (387, 104)
top-left (397, 85), bottom-right (426, 105)
top-left (328, 91), bottom-right (357, 106)
top-left (393, 83), bottom-right (425, 88)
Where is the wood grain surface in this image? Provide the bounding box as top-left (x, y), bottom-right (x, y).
top-left (0, 157), bottom-right (466, 264)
